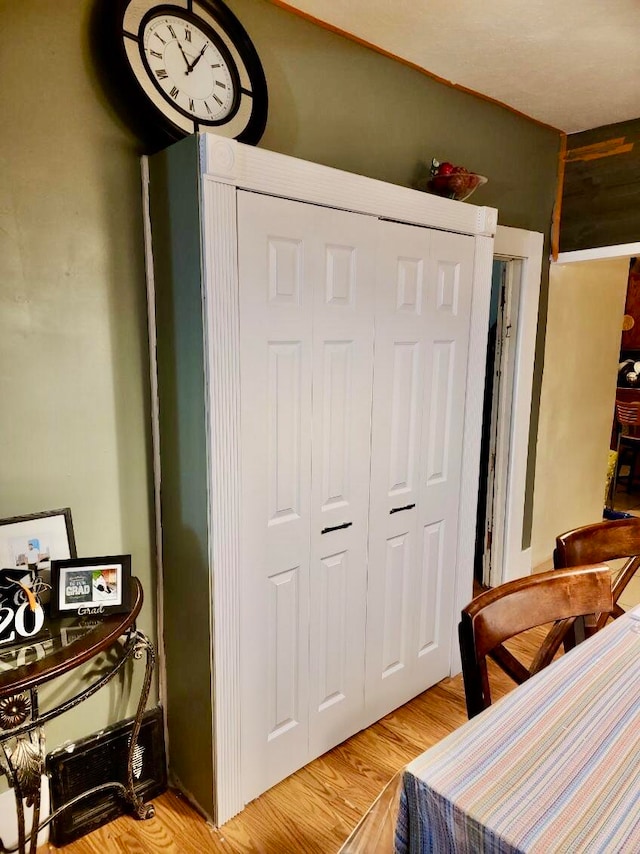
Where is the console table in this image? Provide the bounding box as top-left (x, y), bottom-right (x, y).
top-left (0, 577), bottom-right (155, 854)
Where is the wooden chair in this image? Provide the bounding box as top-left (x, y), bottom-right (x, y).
top-left (554, 516), bottom-right (640, 627)
top-left (459, 565), bottom-right (613, 719)
top-left (612, 399), bottom-right (640, 496)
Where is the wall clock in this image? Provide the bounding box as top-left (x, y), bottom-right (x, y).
top-left (105, 0), bottom-right (268, 147)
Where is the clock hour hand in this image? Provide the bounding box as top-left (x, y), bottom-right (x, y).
top-left (187, 42), bottom-right (208, 73)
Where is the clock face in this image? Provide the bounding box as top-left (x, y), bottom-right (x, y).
top-left (108, 0), bottom-right (268, 146)
top-left (141, 12), bottom-right (240, 125)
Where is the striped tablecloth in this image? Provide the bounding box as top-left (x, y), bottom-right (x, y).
top-left (395, 606), bottom-right (640, 853)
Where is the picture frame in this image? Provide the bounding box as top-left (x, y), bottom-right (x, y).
top-left (0, 508), bottom-right (77, 615)
top-left (50, 555), bottom-right (132, 619)
top-left (0, 507), bottom-right (76, 573)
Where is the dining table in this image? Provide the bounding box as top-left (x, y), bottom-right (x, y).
top-left (340, 604), bottom-right (640, 853)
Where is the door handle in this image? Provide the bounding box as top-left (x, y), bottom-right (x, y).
top-left (321, 522), bottom-right (353, 534)
top-left (390, 503), bottom-right (415, 515)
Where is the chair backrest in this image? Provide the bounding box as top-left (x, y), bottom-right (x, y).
top-left (459, 564), bottom-right (613, 719)
top-left (555, 517), bottom-right (640, 618)
top-left (615, 400), bottom-right (640, 430)
top-left (555, 516), bottom-right (640, 565)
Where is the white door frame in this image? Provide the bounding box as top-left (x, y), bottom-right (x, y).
top-left (481, 258), bottom-right (521, 588)
top-left (479, 237), bottom-right (633, 585)
top-left (556, 242), bottom-right (640, 264)
top-left (487, 226), bottom-right (544, 586)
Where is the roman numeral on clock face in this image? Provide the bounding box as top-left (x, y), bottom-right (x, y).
top-left (150, 49), bottom-right (162, 59)
top-left (155, 69), bottom-right (168, 79)
top-left (170, 86), bottom-right (179, 99)
top-left (185, 28), bottom-right (191, 42)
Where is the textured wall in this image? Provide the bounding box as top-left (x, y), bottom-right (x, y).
top-left (531, 258), bottom-right (628, 567)
top-left (0, 0), bottom-right (156, 748)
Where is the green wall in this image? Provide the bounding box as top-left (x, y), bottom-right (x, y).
top-left (231, 0), bottom-right (560, 233)
top-left (0, 0), bottom-right (559, 755)
top-left (0, 0), bottom-right (156, 749)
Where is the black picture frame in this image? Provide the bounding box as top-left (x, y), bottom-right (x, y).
top-left (0, 508), bottom-right (77, 570)
top-left (50, 555), bottom-right (132, 619)
top-left (0, 508), bottom-right (77, 611)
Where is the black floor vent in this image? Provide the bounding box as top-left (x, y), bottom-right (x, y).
top-left (46, 706), bottom-right (167, 846)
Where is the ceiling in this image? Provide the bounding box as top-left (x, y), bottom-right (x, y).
top-left (277, 0), bottom-right (640, 134)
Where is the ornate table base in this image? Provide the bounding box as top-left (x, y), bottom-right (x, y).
top-left (0, 628), bottom-right (156, 854)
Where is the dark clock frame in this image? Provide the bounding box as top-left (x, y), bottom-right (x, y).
top-left (95, 0), bottom-right (268, 150)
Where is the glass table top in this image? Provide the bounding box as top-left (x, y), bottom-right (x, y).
top-left (0, 577), bottom-right (142, 698)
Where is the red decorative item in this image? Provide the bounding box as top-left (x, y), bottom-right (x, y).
top-left (426, 158), bottom-right (487, 202)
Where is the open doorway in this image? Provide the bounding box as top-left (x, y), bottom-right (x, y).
top-left (607, 257), bottom-right (640, 514)
top-left (475, 257), bottom-right (523, 588)
top-left (462, 226), bottom-right (544, 599)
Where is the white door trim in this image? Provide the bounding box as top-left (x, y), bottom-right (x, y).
top-left (197, 133), bottom-right (497, 823)
top-left (490, 225), bottom-right (544, 585)
top-left (201, 179), bottom-right (243, 823)
top-left (556, 242), bottom-right (640, 264)
top-left (200, 135), bottom-right (497, 238)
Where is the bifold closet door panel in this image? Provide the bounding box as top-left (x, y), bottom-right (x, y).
top-left (365, 220), bottom-right (475, 721)
top-left (418, 228), bottom-right (475, 688)
top-left (237, 191), bottom-right (376, 799)
top-left (238, 191), bottom-right (313, 801)
top-left (307, 203), bottom-right (376, 761)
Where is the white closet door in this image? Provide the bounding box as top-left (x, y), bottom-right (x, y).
top-left (419, 228), bottom-right (474, 682)
top-left (365, 220), bottom-right (474, 722)
top-left (308, 205), bottom-right (375, 759)
top-left (238, 192), bottom-right (313, 801)
top-left (237, 192), bottom-right (376, 800)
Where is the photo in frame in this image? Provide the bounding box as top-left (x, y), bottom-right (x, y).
top-left (50, 555), bottom-right (131, 618)
top-left (0, 508), bottom-right (77, 613)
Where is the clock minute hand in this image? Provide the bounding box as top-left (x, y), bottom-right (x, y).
top-left (177, 40), bottom-right (191, 71)
top-left (188, 42), bottom-right (208, 73)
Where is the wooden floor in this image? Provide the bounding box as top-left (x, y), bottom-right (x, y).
top-left (44, 631), bottom-right (542, 854)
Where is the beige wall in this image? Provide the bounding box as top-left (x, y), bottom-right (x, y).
top-left (0, 1), bottom-right (156, 745)
top-left (531, 258), bottom-right (629, 567)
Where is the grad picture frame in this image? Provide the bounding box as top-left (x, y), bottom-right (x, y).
top-left (50, 555), bottom-right (132, 619)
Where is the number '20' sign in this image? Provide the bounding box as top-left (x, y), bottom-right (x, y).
top-left (0, 603), bottom-right (46, 646)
